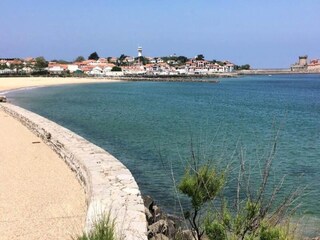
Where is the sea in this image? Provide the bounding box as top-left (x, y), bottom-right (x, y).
top-left (8, 74), bottom-right (320, 235)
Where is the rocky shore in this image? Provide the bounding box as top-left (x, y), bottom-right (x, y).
top-left (142, 195), bottom-right (320, 240)
top-left (143, 195), bottom-right (195, 240)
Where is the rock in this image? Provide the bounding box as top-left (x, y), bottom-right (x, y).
top-left (176, 229), bottom-right (195, 240)
top-left (143, 195), bottom-right (188, 240)
top-left (148, 219), bottom-right (168, 236)
top-left (143, 195), bottom-right (155, 210)
top-left (166, 219), bottom-right (176, 239)
top-left (150, 233), bottom-right (169, 240)
top-left (145, 206), bottom-right (153, 225)
top-left (167, 214), bottom-right (185, 229)
top-left (152, 205), bottom-right (162, 222)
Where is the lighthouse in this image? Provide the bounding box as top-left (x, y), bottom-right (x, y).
top-left (138, 46), bottom-right (142, 57)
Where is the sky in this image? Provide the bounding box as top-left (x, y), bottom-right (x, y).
top-left (0, 0), bottom-right (319, 68)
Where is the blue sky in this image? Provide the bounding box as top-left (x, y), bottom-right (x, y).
top-left (1, 0), bottom-right (319, 68)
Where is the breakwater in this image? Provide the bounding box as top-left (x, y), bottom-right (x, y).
top-left (119, 73), bottom-right (236, 82)
top-left (0, 103), bottom-right (148, 240)
top-left (237, 69), bottom-right (320, 75)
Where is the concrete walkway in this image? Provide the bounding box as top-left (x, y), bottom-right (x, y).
top-left (0, 110), bottom-right (86, 240)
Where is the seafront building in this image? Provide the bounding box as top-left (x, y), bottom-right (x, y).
top-left (2, 53), bottom-right (320, 76)
top-left (307, 59), bottom-right (320, 71)
top-left (291, 55), bottom-right (320, 72)
top-left (0, 57), bottom-right (236, 77)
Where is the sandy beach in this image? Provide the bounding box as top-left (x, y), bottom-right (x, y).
top-left (0, 77), bottom-right (122, 92)
top-left (0, 77), bottom-right (119, 239)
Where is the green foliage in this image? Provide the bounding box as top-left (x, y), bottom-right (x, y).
top-left (119, 54), bottom-right (127, 62)
top-left (205, 220), bottom-right (227, 240)
top-left (34, 56), bottom-right (48, 70)
top-left (51, 59), bottom-right (71, 64)
top-left (196, 54), bottom-right (205, 60)
top-left (31, 70), bottom-right (48, 76)
top-left (179, 165), bottom-right (224, 211)
top-left (135, 56), bottom-right (149, 65)
top-left (0, 64), bottom-right (7, 70)
top-left (75, 56), bottom-right (85, 62)
top-left (204, 208), bottom-right (293, 240)
top-left (161, 55), bottom-right (189, 65)
top-left (76, 212), bottom-right (116, 240)
top-left (177, 56), bottom-right (188, 64)
top-left (88, 52), bottom-right (99, 60)
top-left (234, 64), bottom-right (251, 70)
top-left (259, 224), bottom-right (287, 240)
top-left (178, 163), bottom-right (225, 239)
top-left (117, 54), bottom-right (128, 66)
top-left (177, 138), bottom-right (301, 240)
top-left (111, 66), bottom-right (122, 72)
top-left (73, 69), bottom-right (85, 77)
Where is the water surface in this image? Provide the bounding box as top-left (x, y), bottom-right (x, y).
top-left (8, 74), bottom-right (320, 233)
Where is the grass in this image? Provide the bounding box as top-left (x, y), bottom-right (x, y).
top-left (75, 211), bottom-right (116, 240)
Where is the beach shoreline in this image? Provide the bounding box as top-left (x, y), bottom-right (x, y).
top-left (0, 77), bottom-right (123, 93)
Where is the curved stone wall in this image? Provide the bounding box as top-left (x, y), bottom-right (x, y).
top-left (0, 103), bottom-right (147, 240)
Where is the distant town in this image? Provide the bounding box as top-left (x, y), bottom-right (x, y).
top-left (0, 48), bottom-right (319, 77)
top-left (0, 47), bottom-right (247, 77)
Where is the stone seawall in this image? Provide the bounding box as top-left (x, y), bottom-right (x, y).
top-left (0, 103), bottom-right (147, 240)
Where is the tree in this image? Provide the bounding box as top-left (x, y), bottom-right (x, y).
top-left (135, 56), bottom-right (149, 65)
top-left (179, 164), bottom-right (225, 240)
top-left (118, 54), bottom-right (128, 66)
top-left (75, 56), bottom-right (85, 62)
top-left (241, 64), bottom-right (250, 70)
top-left (178, 136), bottom-right (302, 240)
top-left (196, 54), bottom-right (205, 60)
top-left (88, 52), bottom-right (99, 60)
top-left (51, 59), bottom-right (71, 64)
top-left (119, 54), bottom-right (127, 62)
top-left (34, 56), bottom-right (48, 70)
top-left (10, 63), bottom-right (24, 74)
top-left (0, 64), bottom-right (7, 70)
top-left (177, 56), bottom-right (188, 64)
top-left (111, 66), bottom-right (122, 72)
top-left (234, 64), bottom-right (251, 70)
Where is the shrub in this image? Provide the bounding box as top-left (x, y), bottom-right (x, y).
top-left (178, 137), bottom-right (302, 240)
top-left (75, 212), bottom-right (116, 240)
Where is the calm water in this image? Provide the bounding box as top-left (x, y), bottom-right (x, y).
top-left (8, 74), bottom-right (320, 232)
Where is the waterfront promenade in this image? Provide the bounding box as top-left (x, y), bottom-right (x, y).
top-left (0, 109), bottom-right (86, 239)
top-left (0, 77), bottom-right (147, 240)
top-left (0, 77), bottom-right (121, 239)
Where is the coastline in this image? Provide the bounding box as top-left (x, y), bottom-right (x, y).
top-left (0, 77), bottom-right (123, 93)
top-left (1, 76), bottom-right (318, 238)
top-left (0, 77), bottom-right (147, 240)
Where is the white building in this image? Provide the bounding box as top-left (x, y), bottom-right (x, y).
top-left (138, 47), bottom-right (143, 57)
top-left (89, 66), bottom-right (103, 75)
top-left (67, 64), bottom-right (80, 73)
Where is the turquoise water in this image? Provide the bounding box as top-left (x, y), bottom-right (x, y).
top-left (8, 74), bottom-right (320, 232)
